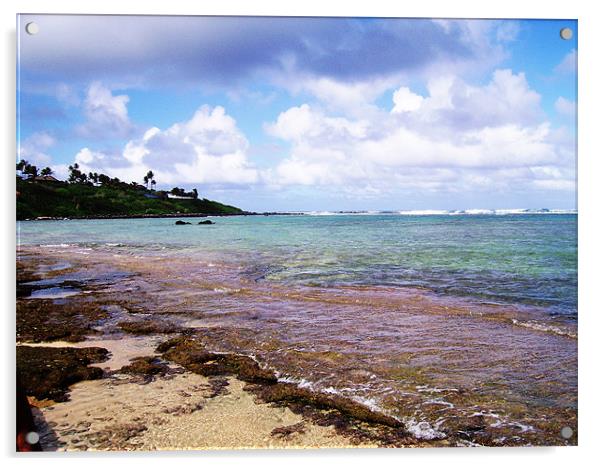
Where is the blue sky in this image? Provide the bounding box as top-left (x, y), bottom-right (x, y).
top-left (17, 15), bottom-right (576, 212)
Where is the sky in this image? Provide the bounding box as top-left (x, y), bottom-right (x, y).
top-left (17, 15), bottom-right (577, 212)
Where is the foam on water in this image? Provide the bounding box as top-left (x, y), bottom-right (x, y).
top-left (303, 209), bottom-right (577, 216)
top-left (398, 210), bottom-right (449, 216)
top-left (404, 419), bottom-right (447, 440)
top-left (275, 373), bottom-right (450, 441)
top-left (213, 287), bottom-right (241, 294)
top-left (511, 318), bottom-right (577, 338)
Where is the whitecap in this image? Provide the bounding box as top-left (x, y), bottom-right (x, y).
top-left (404, 418), bottom-right (447, 440)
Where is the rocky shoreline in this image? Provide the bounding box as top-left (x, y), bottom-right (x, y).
top-left (17, 247), bottom-right (577, 450)
top-left (16, 253), bottom-right (437, 450)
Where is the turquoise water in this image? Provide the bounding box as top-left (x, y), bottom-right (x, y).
top-left (17, 213), bottom-right (578, 444)
top-left (17, 213), bottom-right (577, 315)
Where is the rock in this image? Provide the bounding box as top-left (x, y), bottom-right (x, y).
top-left (175, 220), bottom-right (191, 225)
top-left (17, 346), bottom-right (109, 402)
top-left (198, 220), bottom-right (215, 225)
top-left (117, 320), bottom-right (181, 335)
top-left (157, 337), bottom-right (277, 384)
top-left (271, 422), bottom-right (306, 439)
top-left (118, 356), bottom-right (171, 379)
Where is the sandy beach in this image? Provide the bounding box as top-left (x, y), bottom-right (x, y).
top-left (23, 338), bottom-right (378, 451)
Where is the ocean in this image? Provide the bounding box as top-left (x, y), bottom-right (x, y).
top-left (17, 212), bottom-right (578, 445)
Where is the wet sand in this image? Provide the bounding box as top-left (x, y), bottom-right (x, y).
top-left (25, 338), bottom-right (376, 451)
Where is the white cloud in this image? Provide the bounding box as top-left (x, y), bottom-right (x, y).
top-left (287, 77), bottom-right (396, 117)
top-left (63, 68), bottom-right (575, 200)
top-left (392, 87), bottom-right (424, 113)
top-left (270, 20), bottom-right (515, 120)
top-left (417, 69), bottom-right (543, 129)
top-left (266, 69), bottom-right (574, 194)
top-left (76, 82), bottom-right (133, 139)
top-left (72, 105), bottom-right (259, 187)
top-left (555, 97), bottom-right (576, 117)
top-left (18, 132), bottom-right (55, 166)
top-left (266, 104), bottom-right (368, 143)
top-left (75, 147), bottom-right (106, 165)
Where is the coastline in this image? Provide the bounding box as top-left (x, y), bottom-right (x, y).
top-left (18, 209), bottom-right (577, 222)
top-left (16, 242), bottom-right (577, 449)
top-left (19, 212), bottom-right (306, 221)
top-left (16, 252), bottom-right (433, 450)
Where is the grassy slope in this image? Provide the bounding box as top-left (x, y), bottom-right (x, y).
top-left (16, 179), bottom-right (245, 220)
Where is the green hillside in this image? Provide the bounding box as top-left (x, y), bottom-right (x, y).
top-left (16, 178), bottom-right (245, 220)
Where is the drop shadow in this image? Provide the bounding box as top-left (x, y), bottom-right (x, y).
top-left (30, 405), bottom-right (62, 451)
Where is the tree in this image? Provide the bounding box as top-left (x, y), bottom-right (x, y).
top-left (192, 188), bottom-right (198, 199)
top-left (16, 159), bottom-right (28, 176)
top-left (89, 172), bottom-right (99, 186)
top-left (24, 164), bottom-right (39, 179)
top-left (143, 175), bottom-right (149, 188)
top-left (40, 167), bottom-right (53, 177)
top-left (151, 179), bottom-right (156, 190)
top-left (67, 163), bottom-right (90, 184)
top-left (98, 174), bottom-right (111, 186)
top-left (145, 170), bottom-right (155, 190)
top-left (68, 163), bottom-right (81, 183)
top-left (16, 160), bottom-right (40, 180)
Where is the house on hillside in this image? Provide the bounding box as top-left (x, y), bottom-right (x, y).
top-left (167, 193), bottom-right (195, 200)
top-left (34, 175), bottom-right (60, 182)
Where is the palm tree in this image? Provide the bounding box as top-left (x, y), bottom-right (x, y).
top-left (145, 170), bottom-right (155, 190)
top-left (143, 175), bottom-right (149, 189)
top-left (151, 179), bottom-right (156, 191)
top-left (16, 159), bottom-right (28, 177)
top-left (40, 167), bottom-right (53, 177)
top-left (68, 163), bottom-right (88, 183)
top-left (24, 164), bottom-right (39, 179)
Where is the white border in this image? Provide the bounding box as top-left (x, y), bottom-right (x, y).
top-left (2, 1), bottom-right (600, 465)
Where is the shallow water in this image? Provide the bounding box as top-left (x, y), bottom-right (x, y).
top-left (17, 213), bottom-right (578, 445)
top-left (18, 214), bottom-right (577, 312)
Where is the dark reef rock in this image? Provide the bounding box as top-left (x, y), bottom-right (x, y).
top-left (175, 220), bottom-right (191, 225)
top-left (16, 258), bottom-right (120, 343)
top-left (118, 356), bottom-right (170, 377)
top-left (118, 320), bottom-right (181, 335)
top-left (197, 220), bottom-right (215, 225)
top-left (155, 335), bottom-right (413, 446)
top-left (117, 356), bottom-right (178, 384)
top-left (17, 346), bottom-right (109, 402)
top-left (157, 337), bottom-right (277, 384)
top-left (17, 298), bottom-right (109, 343)
top-left (247, 382), bottom-right (402, 428)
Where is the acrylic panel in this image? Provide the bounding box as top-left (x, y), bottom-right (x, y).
top-left (16, 14), bottom-right (577, 451)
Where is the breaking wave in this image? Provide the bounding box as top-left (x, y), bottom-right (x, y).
top-left (302, 209), bottom-right (576, 216)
